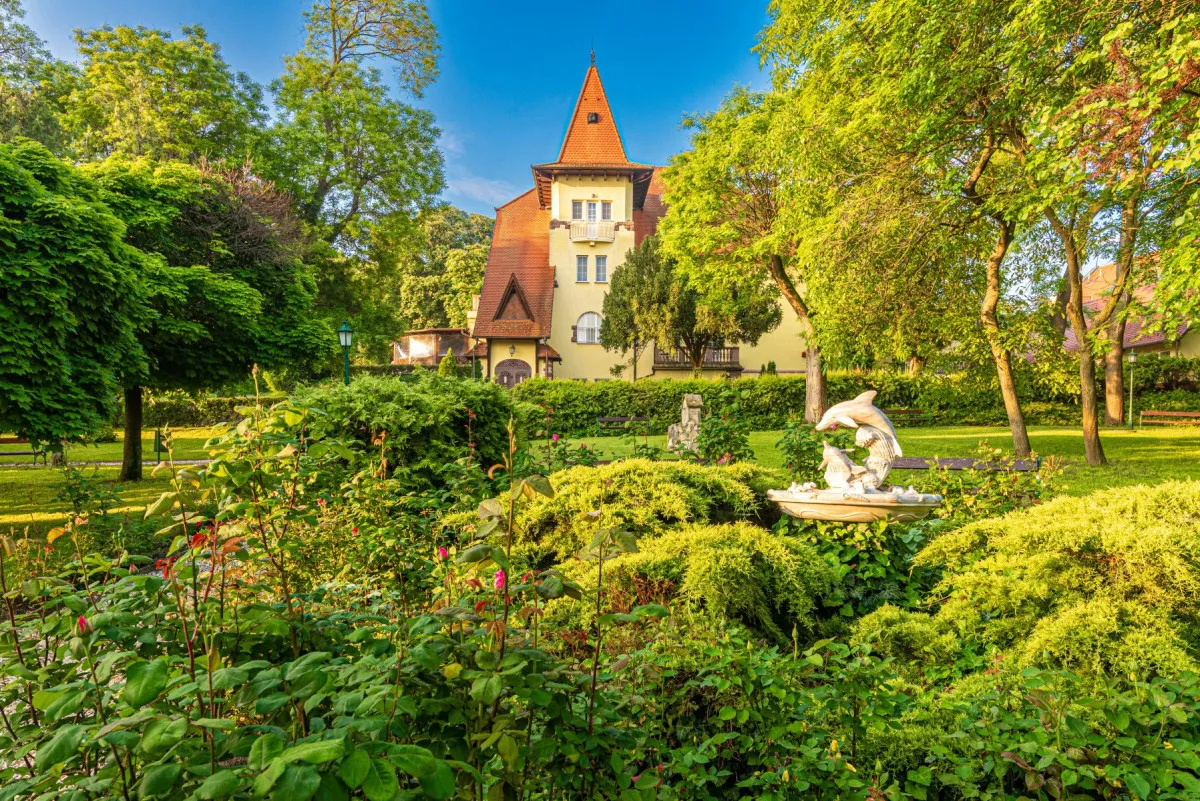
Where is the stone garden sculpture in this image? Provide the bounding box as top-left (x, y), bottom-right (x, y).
top-left (768, 390), bottom-right (942, 522)
top-left (667, 394), bottom-right (703, 452)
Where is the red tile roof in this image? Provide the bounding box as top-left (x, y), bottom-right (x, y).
top-left (471, 189), bottom-right (553, 339)
top-left (557, 65), bottom-right (629, 164)
top-left (634, 168), bottom-right (667, 246)
top-left (1064, 290), bottom-right (1189, 352)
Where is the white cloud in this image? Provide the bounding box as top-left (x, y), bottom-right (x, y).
top-left (447, 174), bottom-right (521, 208)
top-left (439, 129), bottom-right (465, 156)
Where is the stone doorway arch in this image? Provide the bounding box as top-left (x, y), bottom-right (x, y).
top-left (495, 358), bottom-right (532, 387)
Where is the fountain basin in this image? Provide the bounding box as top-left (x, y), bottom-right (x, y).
top-left (768, 486), bottom-right (942, 523)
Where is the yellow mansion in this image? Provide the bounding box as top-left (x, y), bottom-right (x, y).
top-left (466, 62), bottom-right (809, 385)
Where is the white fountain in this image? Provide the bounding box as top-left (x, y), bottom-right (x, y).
top-left (768, 391), bottom-right (942, 523)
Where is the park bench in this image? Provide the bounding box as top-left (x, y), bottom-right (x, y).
top-left (1139, 410), bottom-right (1200, 427)
top-left (0, 436), bottom-right (48, 465)
top-left (884, 408), bottom-right (933, 425)
top-left (595, 416), bottom-right (651, 436)
top-left (891, 456), bottom-right (1041, 472)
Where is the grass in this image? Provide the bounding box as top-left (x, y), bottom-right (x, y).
top-left (556, 424), bottom-right (1200, 497)
top-left (0, 427), bottom-right (215, 534)
top-left (3, 423), bottom-right (1197, 534)
top-left (0, 427), bottom-right (214, 464)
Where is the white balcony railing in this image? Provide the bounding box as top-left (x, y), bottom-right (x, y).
top-left (569, 220), bottom-right (616, 243)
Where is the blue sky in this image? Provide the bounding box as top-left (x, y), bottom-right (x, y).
top-left (27, 0), bottom-right (771, 216)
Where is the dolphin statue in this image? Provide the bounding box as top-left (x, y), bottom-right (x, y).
top-left (814, 390), bottom-right (902, 456)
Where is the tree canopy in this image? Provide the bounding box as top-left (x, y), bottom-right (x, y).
top-left (601, 236), bottom-right (781, 374)
top-left (0, 140), bottom-right (144, 446)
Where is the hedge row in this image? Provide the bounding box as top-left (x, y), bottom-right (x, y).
top-left (511, 372), bottom-right (1200, 435)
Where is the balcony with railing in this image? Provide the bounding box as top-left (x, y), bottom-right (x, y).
top-left (653, 346), bottom-right (742, 370)
top-left (569, 220), bottom-right (616, 243)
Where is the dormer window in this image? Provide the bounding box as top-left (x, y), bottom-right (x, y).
top-left (587, 112), bottom-right (599, 124)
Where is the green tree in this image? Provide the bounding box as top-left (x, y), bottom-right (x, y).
top-left (261, 0), bottom-right (443, 249)
top-left (0, 0), bottom-right (71, 152)
top-left (660, 90), bottom-right (827, 421)
top-left (85, 159), bottom-right (328, 480)
top-left (63, 25), bottom-right (263, 162)
top-left (0, 140), bottom-right (144, 447)
top-left (601, 236), bottom-right (781, 375)
top-left (395, 206), bottom-right (493, 329)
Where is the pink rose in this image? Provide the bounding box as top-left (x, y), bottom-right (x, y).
top-left (437, 546), bottom-right (449, 560)
top-left (551, 433), bottom-right (560, 442)
top-left (493, 569), bottom-right (506, 591)
top-left (77, 615), bottom-right (90, 635)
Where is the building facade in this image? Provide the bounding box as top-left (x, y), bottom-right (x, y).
top-left (468, 62), bottom-right (809, 384)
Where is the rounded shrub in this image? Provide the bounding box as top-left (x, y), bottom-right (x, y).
top-left (550, 522), bottom-right (835, 640)
top-left (861, 481), bottom-right (1200, 679)
top-left (491, 459), bottom-right (786, 563)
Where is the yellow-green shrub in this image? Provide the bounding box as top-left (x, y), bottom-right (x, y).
top-left (459, 459), bottom-right (785, 564)
top-left (859, 481), bottom-right (1200, 678)
top-left (548, 522), bottom-right (834, 640)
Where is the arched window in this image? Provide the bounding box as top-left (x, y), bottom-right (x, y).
top-left (575, 312), bottom-right (601, 344)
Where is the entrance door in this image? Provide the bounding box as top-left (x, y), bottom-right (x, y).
top-left (495, 358), bottom-right (532, 387)
top-left (586, 201), bottom-right (598, 239)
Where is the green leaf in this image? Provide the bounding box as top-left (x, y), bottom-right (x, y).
top-left (470, 675), bottom-right (504, 705)
top-left (456, 543), bottom-right (493, 564)
top-left (45, 689), bottom-right (86, 722)
top-left (536, 576), bottom-right (565, 599)
top-left (361, 757), bottom-right (399, 801)
top-left (144, 491), bottom-right (177, 518)
top-left (419, 760), bottom-right (457, 800)
top-left (141, 717), bottom-right (187, 756)
top-left (272, 765), bottom-right (321, 801)
top-left (525, 474), bottom-right (554, 498)
top-left (211, 667), bottom-right (249, 690)
top-left (634, 773), bottom-right (658, 790)
top-left (1125, 771), bottom-right (1151, 800)
top-left (497, 734), bottom-right (518, 766)
top-left (197, 770), bottom-right (240, 799)
top-left (123, 658), bottom-right (169, 708)
top-left (718, 706), bottom-right (736, 721)
top-left (314, 771), bottom-right (350, 801)
top-left (254, 758), bottom-right (287, 796)
top-left (138, 763), bottom-right (181, 798)
top-left (35, 724), bottom-right (85, 772)
top-left (338, 749), bottom-right (371, 789)
top-left (248, 734), bottom-right (285, 771)
top-left (280, 739), bottom-right (346, 765)
top-left (1105, 708), bottom-right (1131, 732)
top-left (632, 603), bottom-right (669, 618)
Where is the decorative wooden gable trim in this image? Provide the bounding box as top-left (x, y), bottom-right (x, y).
top-left (494, 273), bottom-right (534, 322)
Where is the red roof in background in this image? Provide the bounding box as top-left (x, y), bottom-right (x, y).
top-left (634, 168), bottom-right (667, 246)
top-left (1064, 290), bottom-right (1189, 351)
top-left (472, 189), bottom-right (553, 339)
top-left (557, 65), bottom-right (629, 164)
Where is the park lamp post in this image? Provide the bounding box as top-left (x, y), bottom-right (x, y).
top-left (1127, 350), bottom-right (1138, 429)
top-left (338, 321), bottom-right (353, 386)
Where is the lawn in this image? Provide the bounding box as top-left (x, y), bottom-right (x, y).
top-left (0, 427), bottom-right (214, 533)
top-left (2, 424), bottom-right (1197, 534)
top-left (558, 424), bottom-right (1200, 497)
top-left (0, 426), bottom-right (214, 465)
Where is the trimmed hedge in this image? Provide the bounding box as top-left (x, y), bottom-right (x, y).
top-left (511, 370), bottom-right (1200, 435)
top-left (113, 390), bottom-right (288, 428)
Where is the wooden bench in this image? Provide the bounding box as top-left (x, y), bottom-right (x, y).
top-left (0, 436), bottom-right (47, 465)
top-left (1140, 410), bottom-right (1200, 427)
top-left (884, 408), bottom-right (933, 425)
top-left (596, 416), bottom-right (651, 436)
top-left (891, 456), bottom-right (1041, 472)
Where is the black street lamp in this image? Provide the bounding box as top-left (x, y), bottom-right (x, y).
top-left (338, 321), bottom-right (353, 386)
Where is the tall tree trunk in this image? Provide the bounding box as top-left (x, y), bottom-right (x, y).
top-left (978, 221), bottom-right (1032, 457)
top-left (1057, 231), bottom-right (1106, 466)
top-left (769, 254), bottom-right (826, 422)
top-left (120, 386), bottom-right (143, 482)
top-left (1103, 305), bottom-right (1128, 426)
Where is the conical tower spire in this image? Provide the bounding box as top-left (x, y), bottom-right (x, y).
top-left (556, 62), bottom-right (628, 164)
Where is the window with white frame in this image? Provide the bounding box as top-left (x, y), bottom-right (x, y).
top-left (576, 312), bottom-right (601, 344)
top-left (595, 255), bottom-right (607, 282)
top-left (601, 201), bottom-right (612, 221)
top-left (571, 200), bottom-right (583, 220)
top-left (576, 255), bottom-right (588, 282)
